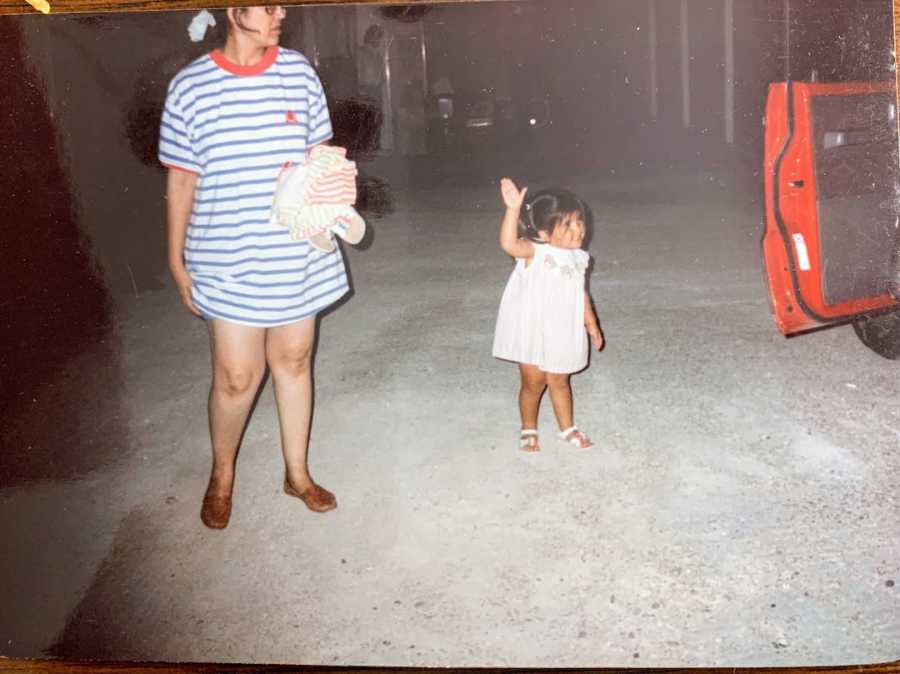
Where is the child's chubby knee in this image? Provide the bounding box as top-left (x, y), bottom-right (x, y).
top-left (519, 365), bottom-right (547, 388)
top-left (545, 372), bottom-right (571, 388)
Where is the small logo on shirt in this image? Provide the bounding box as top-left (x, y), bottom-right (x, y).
top-left (286, 110), bottom-right (298, 124)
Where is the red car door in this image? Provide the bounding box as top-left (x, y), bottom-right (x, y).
top-left (763, 81), bottom-right (900, 357)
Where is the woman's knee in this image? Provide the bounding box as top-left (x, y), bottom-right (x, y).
top-left (213, 363), bottom-right (263, 397)
top-left (268, 342), bottom-right (313, 378)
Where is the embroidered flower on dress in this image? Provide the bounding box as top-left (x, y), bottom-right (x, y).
top-left (541, 250), bottom-right (588, 279)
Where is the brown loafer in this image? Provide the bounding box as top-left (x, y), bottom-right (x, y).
top-left (284, 479), bottom-right (337, 513)
top-left (200, 493), bottom-right (232, 529)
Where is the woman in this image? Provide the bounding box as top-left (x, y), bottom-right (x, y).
top-left (160, 6), bottom-right (346, 529)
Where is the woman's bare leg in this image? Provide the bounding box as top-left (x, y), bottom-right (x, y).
top-left (206, 320), bottom-right (267, 496)
top-left (266, 317), bottom-right (334, 508)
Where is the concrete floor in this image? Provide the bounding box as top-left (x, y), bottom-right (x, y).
top-left (2, 169), bottom-right (898, 666)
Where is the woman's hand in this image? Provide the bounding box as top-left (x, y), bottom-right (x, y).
top-left (500, 177), bottom-right (527, 211)
top-left (587, 323), bottom-right (604, 351)
top-left (170, 263), bottom-right (202, 317)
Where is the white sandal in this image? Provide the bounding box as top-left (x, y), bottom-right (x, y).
top-left (559, 426), bottom-right (593, 449)
top-left (519, 429), bottom-right (540, 452)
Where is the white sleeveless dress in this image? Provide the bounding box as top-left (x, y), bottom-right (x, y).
top-left (492, 243), bottom-right (590, 374)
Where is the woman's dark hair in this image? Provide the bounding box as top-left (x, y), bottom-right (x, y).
top-left (519, 188), bottom-right (588, 243)
top-left (209, 8), bottom-right (256, 43)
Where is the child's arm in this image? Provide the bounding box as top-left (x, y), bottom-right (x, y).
top-left (584, 290), bottom-right (604, 351)
top-left (499, 177), bottom-right (534, 260)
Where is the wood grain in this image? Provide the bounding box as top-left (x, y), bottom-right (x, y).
top-left (0, 0), bottom-right (503, 15)
top-left (2, 663), bottom-right (900, 674)
top-left (895, 0), bottom-right (900, 108)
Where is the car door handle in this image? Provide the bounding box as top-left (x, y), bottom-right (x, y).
top-left (788, 180), bottom-right (805, 188)
top-left (824, 128), bottom-right (892, 149)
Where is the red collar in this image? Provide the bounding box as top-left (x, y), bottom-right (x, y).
top-left (210, 46), bottom-right (279, 76)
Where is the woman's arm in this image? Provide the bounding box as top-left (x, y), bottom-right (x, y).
top-left (584, 290), bottom-right (604, 350)
top-left (499, 177), bottom-right (534, 259)
top-left (166, 168), bottom-right (201, 316)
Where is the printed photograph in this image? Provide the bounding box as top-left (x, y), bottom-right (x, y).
top-left (1, 0), bottom-right (898, 666)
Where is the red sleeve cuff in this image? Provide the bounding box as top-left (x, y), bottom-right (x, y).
top-left (162, 162), bottom-right (200, 176)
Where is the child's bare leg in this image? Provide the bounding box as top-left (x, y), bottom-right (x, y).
top-left (518, 363), bottom-right (547, 427)
top-left (518, 363), bottom-right (546, 450)
top-left (545, 372), bottom-right (574, 430)
top-left (547, 372), bottom-right (592, 447)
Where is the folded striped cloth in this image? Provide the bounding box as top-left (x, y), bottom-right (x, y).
top-left (271, 145), bottom-right (366, 252)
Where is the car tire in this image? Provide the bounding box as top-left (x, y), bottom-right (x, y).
top-left (852, 310), bottom-right (900, 359)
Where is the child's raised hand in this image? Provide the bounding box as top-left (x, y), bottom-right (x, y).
top-left (500, 177), bottom-right (527, 211)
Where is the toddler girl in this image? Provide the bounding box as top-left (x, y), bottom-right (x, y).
top-left (492, 178), bottom-right (604, 451)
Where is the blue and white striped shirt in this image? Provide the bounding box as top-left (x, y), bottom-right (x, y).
top-left (160, 46), bottom-right (349, 326)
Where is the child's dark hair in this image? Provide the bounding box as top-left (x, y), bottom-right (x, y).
top-left (519, 188), bottom-right (588, 243)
